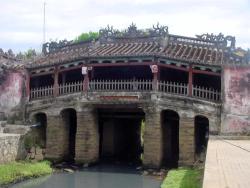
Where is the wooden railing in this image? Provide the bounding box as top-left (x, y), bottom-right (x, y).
top-left (30, 80), bottom-right (221, 102)
top-left (158, 81), bottom-right (188, 95)
top-left (30, 86), bottom-right (53, 99)
top-left (192, 85), bottom-right (221, 101)
top-left (89, 79), bottom-right (152, 91)
top-left (59, 81), bottom-right (83, 95)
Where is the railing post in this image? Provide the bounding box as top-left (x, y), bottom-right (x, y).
top-left (53, 66), bottom-right (59, 97)
top-left (150, 65), bottom-right (159, 91)
top-left (188, 64), bottom-right (193, 97)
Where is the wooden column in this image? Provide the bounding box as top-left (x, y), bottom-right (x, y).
top-left (82, 66), bottom-right (89, 92)
top-left (25, 70), bottom-right (30, 100)
top-left (53, 66), bottom-right (59, 97)
top-left (151, 65), bottom-right (159, 91)
top-left (188, 65), bottom-right (193, 96)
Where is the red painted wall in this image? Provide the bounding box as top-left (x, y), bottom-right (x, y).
top-left (222, 66), bottom-right (250, 134)
top-left (0, 71), bottom-right (24, 115)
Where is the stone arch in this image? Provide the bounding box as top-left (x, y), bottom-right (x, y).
top-left (60, 108), bottom-right (77, 161)
top-left (194, 115), bottom-right (209, 158)
top-left (161, 109), bottom-right (180, 168)
top-left (32, 112), bottom-right (47, 149)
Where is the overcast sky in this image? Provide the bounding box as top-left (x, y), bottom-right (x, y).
top-left (0, 0), bottom-right (250, 53)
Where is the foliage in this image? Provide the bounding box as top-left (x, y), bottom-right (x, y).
top-left (15, 48), bottom-right (37, 60)
top-left (140, 120), bottom-right (145, 161)
top-left (24, 130), bottom-right (45, 150)
top-left (74, 31), bottom-right (99, 43)
top-left (161, 168), bottom-right (202, 188)
top-left (0, 161), bottom-right (52, 186)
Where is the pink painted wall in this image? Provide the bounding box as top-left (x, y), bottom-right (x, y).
top-left (222, 66), bottom-right (250, 134)
top-left (0, 71), bottom-right (24, 115)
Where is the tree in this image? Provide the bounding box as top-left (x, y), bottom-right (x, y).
top-left (74, 31), bottom-right (99, 43)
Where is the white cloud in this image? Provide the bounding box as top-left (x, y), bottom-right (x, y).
top-left (0, 0), bottom-right (249, 52)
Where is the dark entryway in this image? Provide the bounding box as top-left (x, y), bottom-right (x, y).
top-left (162, 110), bottom-right (179, 168)
top-left (98, 108), bottom-right (145, 164)
top-left (34, 113), bottom-right (47, 148)
top-left (195, 115), bottom-right (209, 157)
top-left (61, 109), bottom-right (77, 161)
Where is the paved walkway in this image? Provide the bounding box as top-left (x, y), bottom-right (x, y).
top-left (203, 139), bottom-right (250, 188)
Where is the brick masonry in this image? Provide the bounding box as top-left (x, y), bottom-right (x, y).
top-left (75, 108), bottom-right (99, 164)
top-left (143, 106), bottom-right (163, 168)
top-left (179, 116), bottom-right (195, 165)
top-left (28, 92), bottom-right (221, 168)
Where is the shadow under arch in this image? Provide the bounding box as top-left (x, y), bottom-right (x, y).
top-left (60, 108), bottom-right (77, 162)
top-left (32, 112), bottom-right (47, 149)
top-left (161, 109), bottom-right (179, 168)
top-left (194, 115), bottom-right (209, 158)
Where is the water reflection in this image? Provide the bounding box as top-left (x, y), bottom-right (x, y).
top-left (11, 165), bottom-right (161, 188)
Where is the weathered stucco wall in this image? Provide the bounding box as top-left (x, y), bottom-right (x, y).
top-left (222, 65), bottom-right (250, 134)
top-left (0, 71), bottom-right (24, 116)
top-left (0, 133), bottom-right (26, 164)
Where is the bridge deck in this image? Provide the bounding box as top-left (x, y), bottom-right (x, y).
top-left (203, 138), bottom-right (250, 188)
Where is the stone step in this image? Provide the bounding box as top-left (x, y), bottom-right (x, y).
top-left (2, 125), bottom-right (30, 134)
top-left (0, 121), bottom-right (7, 127)
top-left (0, 112), bottom-right (5, 121)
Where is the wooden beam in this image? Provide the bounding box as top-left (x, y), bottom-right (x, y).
top-left (193, 69), bottom-right (221, 76)
top-left (159, 63), bottom-right (189, 72)
top-left (30, 71), bottom-right (53, 78)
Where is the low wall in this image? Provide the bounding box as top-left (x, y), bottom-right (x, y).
top-left (0, 133), bottom-right (26, 164)
top-left (222, 65), bottom-right (250, 135)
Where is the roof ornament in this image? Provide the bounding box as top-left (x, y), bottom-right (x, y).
top-left (196, 33), bottom-right (235, 48)
top-left (99, 23), bottom-right (168, 41)
top-left (42, 39), bottom-right (72, 54)
top-left (152, 23), bottom-right (168, 37)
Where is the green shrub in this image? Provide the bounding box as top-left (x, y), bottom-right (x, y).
top-left (161, 168), bottom-right (202, 188)
top-left (0, 161), bottom-right (52, 186)
top-left (74, 32), bottom-right (99, 43)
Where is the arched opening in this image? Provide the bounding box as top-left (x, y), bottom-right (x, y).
top-left (60, 108), bottom-right (77, 161)
top-left (33, 113), bottom-right (47, 148)
top-left (161, 110), bottom-right (179, 168)
top-left (195, 115), bottom-right (209, 158)
top-left (98, 107), bottom-right (145, 165)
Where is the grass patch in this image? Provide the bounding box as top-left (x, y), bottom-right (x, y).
top-left (161, 168), bottom-right (202, 188)
top-left (0, 161), bottom-right (52, 186)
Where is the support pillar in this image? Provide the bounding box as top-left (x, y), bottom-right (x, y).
top-left (188, 65), bottom-right (193, 96)
top-left (82, 66), bottom-right (90, 92)
top-left (53, 66), bottom-right (59, 97)
top-left (143, 106), bottom-right (163, 168)
top-left (25, 70), bottom-right (30, 100)
top-left (75, 108), bottom-right (99, 164)
top-left (179, 114), bottom-right (195, 166)
top-left (45, 115), bottom-right (68, 161)
top-left (151, 65), bottom-right (159, 91)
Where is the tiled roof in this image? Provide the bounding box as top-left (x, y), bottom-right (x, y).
top-left (32, 25), bottom-right (245, 67)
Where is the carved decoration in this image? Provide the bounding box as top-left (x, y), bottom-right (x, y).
top-left (196, 33), bottom-right (236, 48)
top-left (99, 23), bottom-right (168, 41)
top-left (42, 40), bottom-right (72, 54)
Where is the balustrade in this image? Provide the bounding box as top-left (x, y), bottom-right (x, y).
top-left (30, 79), bottom-right (221, 102)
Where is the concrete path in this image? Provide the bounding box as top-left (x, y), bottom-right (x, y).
top-left (203, 139), bottom-right (250, 188)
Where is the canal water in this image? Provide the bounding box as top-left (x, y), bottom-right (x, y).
top-left (10, 164), bottom-right (161, 188)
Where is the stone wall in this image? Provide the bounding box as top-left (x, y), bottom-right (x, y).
top-left (222, 65), bottom-right (250, 135)
top-left (0, 133), bottom-right (26, 164)
top-left (0, 71), bottom-right (25, 121)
